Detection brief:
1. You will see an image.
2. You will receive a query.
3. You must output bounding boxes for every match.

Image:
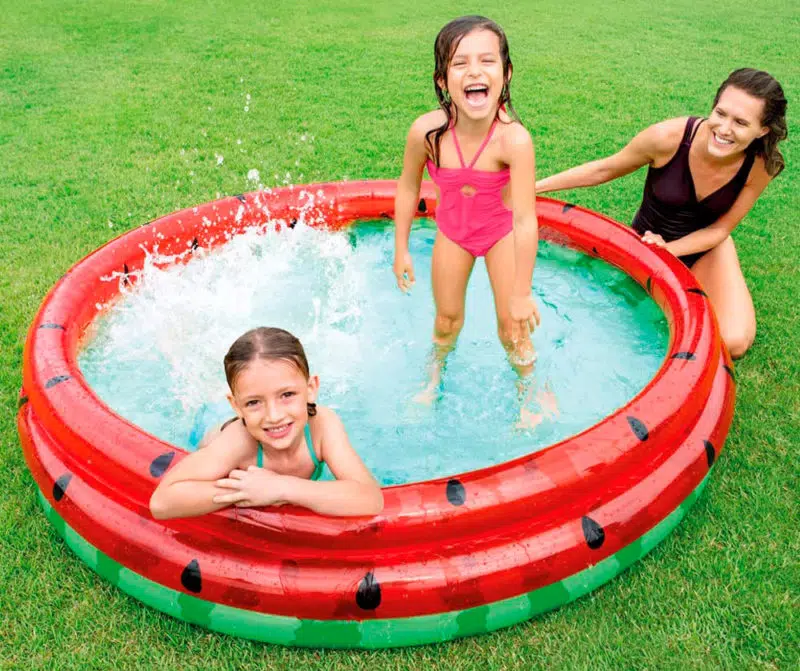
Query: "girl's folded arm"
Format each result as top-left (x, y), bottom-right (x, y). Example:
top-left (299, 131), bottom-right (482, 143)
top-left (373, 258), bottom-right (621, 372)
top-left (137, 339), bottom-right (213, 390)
top-left (280, 407), bottom-right (384, 517)
top-left (149, 426), bottom-right (251, 519)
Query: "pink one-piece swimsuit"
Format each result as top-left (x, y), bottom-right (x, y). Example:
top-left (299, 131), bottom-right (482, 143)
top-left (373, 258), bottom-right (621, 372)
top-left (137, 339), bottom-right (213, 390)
top-left (426, 119), bottom-right (513, 257)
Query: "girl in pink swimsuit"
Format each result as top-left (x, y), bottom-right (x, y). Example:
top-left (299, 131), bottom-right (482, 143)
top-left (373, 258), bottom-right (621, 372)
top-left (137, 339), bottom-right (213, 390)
top-left (394, 16), bottom-right (543, 413)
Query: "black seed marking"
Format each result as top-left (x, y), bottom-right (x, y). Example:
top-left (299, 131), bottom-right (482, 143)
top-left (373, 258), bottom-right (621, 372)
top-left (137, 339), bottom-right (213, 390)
top-left (190, 237), bottom-right (199, 251)
top-left (687, 288), bottom-right (708, 297)
top-left (356, 571), bottom-right (381, 610)
top-left (446, 479), bottom-right (466, 506)
top-left (181, 559), bottom-right (202, 593)
top-left (627, 416), bottom-right (649, 441)
top-left (122, 263), bottom-right (130, 287)
top-left (562, 203), bottom-right (575, 213)
top-left (704, 440), bottom-right (715, 468)
top-left (149, 452), bottom-right (175, 478)
top-left (646, 277), bottom-right (653, 294)
top-left (53, 473), bottom-right (73, 502)
top-left (289, 218), bottom-right (298, 228)
top-left (38, 323), bottom-right (66, 330)
top-left (235, 194), bottom-right (246, 203)
top-left (723, 365), bottom-right (736, 382)
top-left (18, 395), bottom-right (29, 408)
top-left (671, 351), bottom-right (696, 360)
top-left (581, 516), bottom-right (605, 549)
top-left (45, 375), bottom-right (71, 389)
top-left (592, 246), bottom-right (599, 255)
top-left (380, 211), bottom-right (391, 219)
top-left (417, 199), bottom-right (427, 213)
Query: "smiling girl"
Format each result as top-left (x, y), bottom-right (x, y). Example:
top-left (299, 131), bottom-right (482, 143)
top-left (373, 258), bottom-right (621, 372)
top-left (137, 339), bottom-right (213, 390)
top-left (537, 69), bottom-right (788, 358)
top-left (394, 15), bottom-right (540, 404)
top-left (149, 327), bottom-right (383, 519)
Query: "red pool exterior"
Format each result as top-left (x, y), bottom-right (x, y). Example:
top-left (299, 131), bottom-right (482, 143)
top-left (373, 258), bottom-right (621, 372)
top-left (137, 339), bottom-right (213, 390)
top-left (18, 182), bottom-right (734, 632)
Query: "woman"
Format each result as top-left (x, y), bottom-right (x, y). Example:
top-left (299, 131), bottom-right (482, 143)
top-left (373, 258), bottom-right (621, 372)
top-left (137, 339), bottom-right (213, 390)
top-left (536, 69), bottom-right (787, 358)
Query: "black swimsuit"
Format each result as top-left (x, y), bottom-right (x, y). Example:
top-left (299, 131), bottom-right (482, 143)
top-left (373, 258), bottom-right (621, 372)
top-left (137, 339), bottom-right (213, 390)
top-left (632, 117), bottom-right (756, 267)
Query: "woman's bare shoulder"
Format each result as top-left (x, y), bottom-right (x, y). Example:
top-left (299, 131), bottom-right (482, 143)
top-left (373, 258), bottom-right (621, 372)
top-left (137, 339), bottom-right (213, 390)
top-left (647, 117), bottom-right (692, 149)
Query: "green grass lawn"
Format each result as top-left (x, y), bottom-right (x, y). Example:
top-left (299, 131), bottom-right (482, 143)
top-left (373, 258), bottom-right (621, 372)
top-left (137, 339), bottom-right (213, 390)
top-left (1, 0), bottom-right (797, 668)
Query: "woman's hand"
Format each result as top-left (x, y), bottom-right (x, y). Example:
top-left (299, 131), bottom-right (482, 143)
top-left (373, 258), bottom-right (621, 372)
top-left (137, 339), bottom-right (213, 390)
top-left (393, 250), bottom-right (416, 292)
top-left (641, 230), bottom-right (668, 248)
top-left (213, 466), bottom-right (287, 508)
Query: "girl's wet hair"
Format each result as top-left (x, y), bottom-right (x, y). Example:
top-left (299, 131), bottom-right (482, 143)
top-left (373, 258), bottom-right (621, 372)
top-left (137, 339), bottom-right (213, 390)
top-left (427, 15), bottom-right (521, 166)
top-left (714, 68), bottom-right (788, 177)
top-left (224, 327), bottom-right (317, 416)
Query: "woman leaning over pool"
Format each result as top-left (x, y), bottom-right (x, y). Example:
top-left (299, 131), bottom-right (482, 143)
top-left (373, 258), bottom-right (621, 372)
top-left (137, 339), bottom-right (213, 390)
top-left (536, 68), bottom-right (788, 359)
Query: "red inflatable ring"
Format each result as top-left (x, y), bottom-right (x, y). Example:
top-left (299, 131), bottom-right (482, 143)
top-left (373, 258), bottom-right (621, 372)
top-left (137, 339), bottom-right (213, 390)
top-left (18, 180), bottom-right (735, 648)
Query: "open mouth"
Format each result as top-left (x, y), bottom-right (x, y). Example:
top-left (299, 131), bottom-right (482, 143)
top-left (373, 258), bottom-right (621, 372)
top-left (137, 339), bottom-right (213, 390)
top-left (464, 84), bottom-right (489, 107)
top-left (713, 132), bottom-right (734, 146)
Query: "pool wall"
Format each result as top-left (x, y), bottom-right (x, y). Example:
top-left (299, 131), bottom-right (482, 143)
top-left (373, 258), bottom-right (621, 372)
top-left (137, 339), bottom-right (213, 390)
top-left (19, 181), bottom-right (735, 647)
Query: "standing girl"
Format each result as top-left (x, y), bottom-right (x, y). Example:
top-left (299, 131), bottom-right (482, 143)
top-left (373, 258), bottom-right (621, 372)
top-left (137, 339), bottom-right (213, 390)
top-left (536, 68), bottom-right (788, 359)
top-left (393, 16), bottom-right (540, 400)
top-left (149, 327), bottom-right (383, 519)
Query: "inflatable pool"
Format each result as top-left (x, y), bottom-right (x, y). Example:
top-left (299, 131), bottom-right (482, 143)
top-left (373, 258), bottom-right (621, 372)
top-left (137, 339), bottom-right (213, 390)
top-left (18, 181), bottom-right (735, 648)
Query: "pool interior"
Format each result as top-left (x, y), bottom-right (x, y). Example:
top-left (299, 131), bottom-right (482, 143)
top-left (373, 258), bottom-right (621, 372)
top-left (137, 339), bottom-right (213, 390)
top-left (78, 218), bottom-right (668, 485)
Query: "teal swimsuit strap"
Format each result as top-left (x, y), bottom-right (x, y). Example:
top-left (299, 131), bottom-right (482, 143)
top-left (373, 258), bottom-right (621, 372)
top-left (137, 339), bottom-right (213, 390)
top-left (305, 423), bottom-right (324, 481)
top-left (257, 424), bottom-right (323, 480)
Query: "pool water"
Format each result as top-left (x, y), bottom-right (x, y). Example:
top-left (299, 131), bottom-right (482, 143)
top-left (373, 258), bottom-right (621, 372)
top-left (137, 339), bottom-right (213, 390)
top-left (79, 219), bottom-right (668, 485)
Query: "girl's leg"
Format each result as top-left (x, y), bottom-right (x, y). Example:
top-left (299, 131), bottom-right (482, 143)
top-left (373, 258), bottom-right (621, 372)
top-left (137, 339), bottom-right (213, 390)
top-left (690, 236), bottom-right (756, 359)
top-left (417, 232), bottom-right (475, 402)
top-left (484, 232), bottom-right (534, 374)
top-left (485, 233), bottom-right (556, 428)
top-left (431, 231), bottom-right (476, 347)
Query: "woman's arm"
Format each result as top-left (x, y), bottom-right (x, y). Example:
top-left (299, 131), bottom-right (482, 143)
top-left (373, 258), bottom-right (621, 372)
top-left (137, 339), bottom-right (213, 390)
top-left (149, 423), bottom-right (252, 519)
top-left (664, 160), bottom-right (772, 257)
top-left (281, 407), bottom-right (384, 516)
top-left (535, 119), bottom-right (682, 194)
top-left (393, 114), bottom-right (435, 291)
top-left (507, 124), bottom-right (540, 332)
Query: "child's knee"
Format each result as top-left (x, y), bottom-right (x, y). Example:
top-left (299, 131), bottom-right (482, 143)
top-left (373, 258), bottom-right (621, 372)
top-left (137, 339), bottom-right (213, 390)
top-left (497, 318), bottom-right (520, 349)
top-left (434, 313), bottom-right (464, 339)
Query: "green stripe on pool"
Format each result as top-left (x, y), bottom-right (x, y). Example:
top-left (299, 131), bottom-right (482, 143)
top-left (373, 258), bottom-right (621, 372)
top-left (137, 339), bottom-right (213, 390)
top-left (37, 474), bottom-right (710, 649)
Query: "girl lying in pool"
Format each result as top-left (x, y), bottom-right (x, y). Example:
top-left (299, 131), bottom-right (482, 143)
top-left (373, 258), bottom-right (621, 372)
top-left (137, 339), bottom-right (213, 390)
top-left (149, 327), bottom-right (383, 518)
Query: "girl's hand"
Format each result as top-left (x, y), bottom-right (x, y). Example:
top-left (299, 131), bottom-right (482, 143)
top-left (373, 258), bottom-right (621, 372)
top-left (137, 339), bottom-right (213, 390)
top-left (641, 230), bottom-right (667, 248)
top-left (213, 466), bottom-right (287, 508)
top-left (393, 250), bottom-right (416, 293)
top-left (509, 294), bottom-right (541, 340)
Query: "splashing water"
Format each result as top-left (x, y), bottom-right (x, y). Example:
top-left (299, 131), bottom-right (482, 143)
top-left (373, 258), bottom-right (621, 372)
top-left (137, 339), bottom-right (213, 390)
top-left (79, 219), bottom-right (668, 485)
